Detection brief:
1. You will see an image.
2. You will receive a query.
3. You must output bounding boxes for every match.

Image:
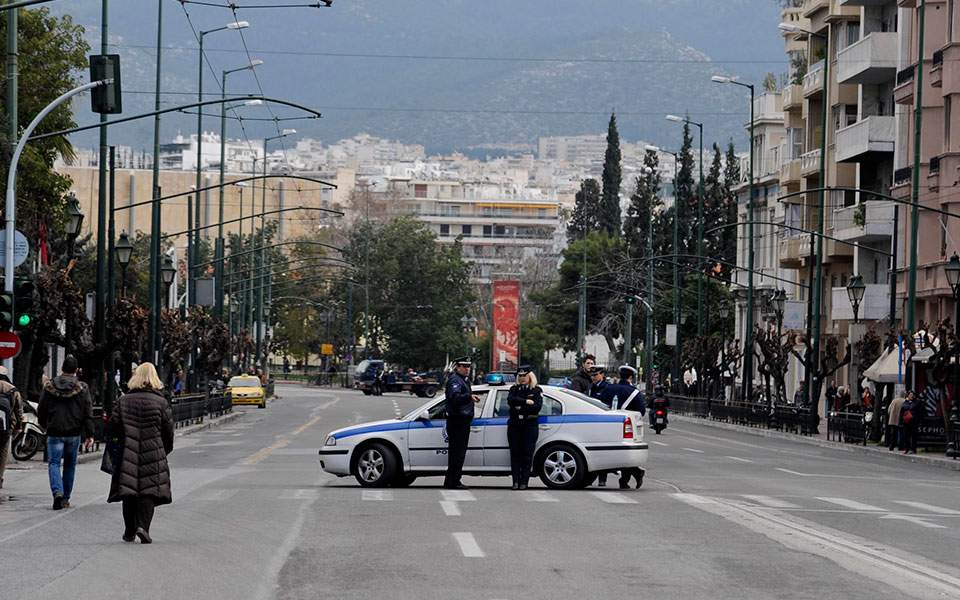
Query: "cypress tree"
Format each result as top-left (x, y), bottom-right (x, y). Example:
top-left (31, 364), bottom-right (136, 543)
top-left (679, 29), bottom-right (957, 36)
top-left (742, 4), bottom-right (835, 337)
top-left (600, 113), bottom-right (623, 237)
top-left (674, 121), bottom-right (696, 257)
top-left (567, 178), bottom-right (601, 241)
top-left (721, 141), bottom-right (742, 279)
top-left (623, 149), bottom-right (662, 256)
top-left (703, 144), bottom-right (725, 263)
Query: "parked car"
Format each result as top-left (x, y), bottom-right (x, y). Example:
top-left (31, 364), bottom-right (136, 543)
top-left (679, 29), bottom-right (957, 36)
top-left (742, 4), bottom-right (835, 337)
top-left (227, 375), bottom-right (266, 409)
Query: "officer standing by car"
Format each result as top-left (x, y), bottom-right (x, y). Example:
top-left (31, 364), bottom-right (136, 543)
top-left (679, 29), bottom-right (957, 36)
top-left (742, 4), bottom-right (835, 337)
top-left (444, 357), bottom-right (480, 490)
top-left (507, 365), bottom-right (543, 490)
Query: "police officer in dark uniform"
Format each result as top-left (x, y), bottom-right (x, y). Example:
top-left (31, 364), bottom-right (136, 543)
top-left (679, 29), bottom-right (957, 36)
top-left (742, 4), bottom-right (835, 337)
top-left (444, 357), bottom-right (480, 490)
top-left (507, 365), bottom-right (543, 490)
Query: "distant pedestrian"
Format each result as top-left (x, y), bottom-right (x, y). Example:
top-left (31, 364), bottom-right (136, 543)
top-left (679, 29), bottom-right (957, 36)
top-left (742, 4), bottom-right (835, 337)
top-left (862, 387), bottom-right (874, 410)
top-left (0, 365), bottom-right (24, 491)
top-left (443, 357), bottom-right (481, 489)
top-left (569, 354), bottom-right (596, 395)
top-left (900, 391), bottom-right (920, 454)
top-left (106, 363), bottom-right (174, 544)
top-left (886, 392), bottom-right (905, 451)
top-left (826, 381), bottom-right (838, 412)
top-left (507, 365), bottom-right (542, 490)
top-left (38, 355), bottom-right (94, 510)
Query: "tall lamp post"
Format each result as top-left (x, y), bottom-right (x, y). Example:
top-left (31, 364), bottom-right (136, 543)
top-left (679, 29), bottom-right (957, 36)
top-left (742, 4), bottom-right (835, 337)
top-left (944, 254), bottom-right (960, 457)
top-left (711, 75), bottom-right (756, 404)
top-left (846, 275), bottom-right (866, 324)
top-left (160, 255), bottom-right (177, 309)
top-left (64, 193), bottom-right (84, 252)
top-left (115, 232), bottom-right (133, 297)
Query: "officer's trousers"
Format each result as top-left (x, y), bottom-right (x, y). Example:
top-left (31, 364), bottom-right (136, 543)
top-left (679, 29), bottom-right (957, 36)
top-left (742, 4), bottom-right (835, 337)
top-left (444, 417), bottom-right (472, 487)
top-left (507, 420), bottom-right (539, 487)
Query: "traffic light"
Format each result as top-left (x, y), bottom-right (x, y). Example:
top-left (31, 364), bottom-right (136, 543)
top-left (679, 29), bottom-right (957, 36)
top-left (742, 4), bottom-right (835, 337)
top-left (13, 278), bottom-right (34, 330)
top-left (0, 293), bottom-right (12, 331)
top-left (89, 54), bottom-right (122, 114)
top-left (625, 296), bottom-right (636, 305)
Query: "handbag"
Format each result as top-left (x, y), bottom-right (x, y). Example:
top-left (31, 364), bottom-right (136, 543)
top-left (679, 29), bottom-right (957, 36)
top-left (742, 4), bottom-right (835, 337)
top-left (100, 438), bottom-right (122, 475)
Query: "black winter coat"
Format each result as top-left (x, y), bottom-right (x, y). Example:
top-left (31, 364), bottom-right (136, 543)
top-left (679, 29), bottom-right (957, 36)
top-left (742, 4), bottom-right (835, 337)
top-left (38, 375), bottom-right (94, 438)
top-left (507, 384), bottom-right (543, 422)
top-left (569, 370), bottom-right (592, 395)
top-left (445, 372), bottom-right (475, 420)
top-left (106, 389), bottom-right (175, 505)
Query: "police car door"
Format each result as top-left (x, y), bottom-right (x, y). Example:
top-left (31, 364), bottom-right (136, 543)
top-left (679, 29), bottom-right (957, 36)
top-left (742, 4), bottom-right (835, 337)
top-left (407, 392), bottom-right (487, 471)
top-left (483, 390), bottom-right (564, 468)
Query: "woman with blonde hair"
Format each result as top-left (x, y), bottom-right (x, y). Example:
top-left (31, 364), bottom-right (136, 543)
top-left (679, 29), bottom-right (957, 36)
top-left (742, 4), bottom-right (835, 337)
top-left (506, 365), bottom-right (543, 490)
top-left (105, 362), bottom-right (174, 543)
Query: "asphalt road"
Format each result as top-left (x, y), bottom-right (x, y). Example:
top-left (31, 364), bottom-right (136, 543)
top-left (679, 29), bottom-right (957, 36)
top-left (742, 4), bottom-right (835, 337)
top-left (2, 384), bottom-right (960, 600)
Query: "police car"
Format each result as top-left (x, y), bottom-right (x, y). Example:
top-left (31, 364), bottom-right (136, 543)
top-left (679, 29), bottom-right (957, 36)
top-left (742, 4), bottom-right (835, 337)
top-left (318, 385), bottom-right (648, 490)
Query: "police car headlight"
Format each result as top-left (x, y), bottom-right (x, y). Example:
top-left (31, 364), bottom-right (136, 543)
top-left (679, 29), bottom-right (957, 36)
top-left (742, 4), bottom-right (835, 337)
top-left (325, 436), bottom-right (337, 447)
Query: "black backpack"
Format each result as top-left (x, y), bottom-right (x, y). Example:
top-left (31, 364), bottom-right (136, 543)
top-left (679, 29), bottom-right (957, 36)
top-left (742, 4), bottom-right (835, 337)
top-left (0, 387), bottom-right (14, 433)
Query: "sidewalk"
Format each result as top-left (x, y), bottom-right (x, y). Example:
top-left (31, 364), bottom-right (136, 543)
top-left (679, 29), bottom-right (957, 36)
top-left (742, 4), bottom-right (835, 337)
top-left (672, 413), bottom-right (960, 472)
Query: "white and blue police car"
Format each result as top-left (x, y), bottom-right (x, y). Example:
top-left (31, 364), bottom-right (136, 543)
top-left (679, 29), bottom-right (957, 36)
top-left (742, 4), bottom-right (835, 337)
top-left (318, 385), bottom-right (648, 489)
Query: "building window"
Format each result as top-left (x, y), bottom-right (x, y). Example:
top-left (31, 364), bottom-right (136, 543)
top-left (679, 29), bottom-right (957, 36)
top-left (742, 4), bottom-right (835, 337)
top-left (440, 224), bottom-right (449, 237)
top-left (483, 225), bottom-right (492, 237)
top-left (538, 208), bottom-right (547, 218)
top-left (462, 224), bottom-right (472, 236)
top-left (414, 184), bottom-right (427, 198)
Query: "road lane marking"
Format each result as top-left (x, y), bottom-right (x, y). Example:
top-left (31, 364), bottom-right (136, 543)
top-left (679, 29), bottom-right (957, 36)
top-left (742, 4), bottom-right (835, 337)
top-left (777, 468), bottom-right (813, 477)
top-left (650, 440), bottom-right (669, 446)
top-left (672, 493), bottom-right (960, 598)
top-left (440, 500), bottom-right (461, 516)
top-left (279, 489), bottom-right (321, 500)
top-left (292, 414), bottom-right (324, 436)
top-left (726, 456), bottom-right (753, 463)
top-left (441, 490), bottom-right (476, 502)
top-left (681, 447), bottom-right (704, 454)
top-left (893, 501), bottom-right (960, 515)
top-left (243, 438), bottom-right (290, 465)
top-left (453, 532), bottom-right (485, 557)
top-left (742, 495), bottom-right (800, 509)
top-left (525, 491), bottom-right (558, 502)
top-left (361, 489), bottom-right (393, 501)
top-left (880, 514), bottom-right (947, 529)
top-left (196, 489), bottom-right (240, 502)
top-left (589, 491), bottom-right (637, 504)
top-left (816, 497), bottom-right (887, 512)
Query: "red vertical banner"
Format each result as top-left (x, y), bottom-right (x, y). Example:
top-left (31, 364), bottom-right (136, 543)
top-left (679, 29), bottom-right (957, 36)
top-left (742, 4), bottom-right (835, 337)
top-left (492, 280), bottom-right (520, 372)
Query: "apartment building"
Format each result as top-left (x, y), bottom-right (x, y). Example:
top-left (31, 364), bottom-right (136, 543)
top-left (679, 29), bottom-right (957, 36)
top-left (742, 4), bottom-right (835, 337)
top-left (892, 0), bottom-right (958, 327)
top-left (384, 178), bottom-right (563, 284)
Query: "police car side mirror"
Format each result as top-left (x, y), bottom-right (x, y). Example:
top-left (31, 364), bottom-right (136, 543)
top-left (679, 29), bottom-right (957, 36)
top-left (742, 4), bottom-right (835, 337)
top-left (416, 410), bottom-right (430, 422)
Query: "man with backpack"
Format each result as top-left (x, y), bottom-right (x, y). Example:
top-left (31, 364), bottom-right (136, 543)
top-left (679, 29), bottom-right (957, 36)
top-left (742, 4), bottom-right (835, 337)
top-left (0, 365), bottom-right (23, 491)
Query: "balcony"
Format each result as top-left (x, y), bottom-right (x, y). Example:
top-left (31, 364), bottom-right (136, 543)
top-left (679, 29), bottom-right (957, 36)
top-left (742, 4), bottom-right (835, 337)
top-left (835, 116), bottom-right (896, 163)
top-left (893, 65), bottom-right (914, 104)
top-left (836, 32), bottom-right (897, 85)
top-left (827, 0), bottom-right (862, 20)
top-left (831, 284), bottom-right (889, 322)
top-left (801, 149), bottom-right (822, 177)
top-left (782, 84), bottom-right (803, 111)
top-left (753, 92), bottom-right (783, 123)
top-left (780, 157), bottom-right (802, 185)
top-left (931, 49), bottom-right (943, 88)
top-left (803, 61), bottom-right (826, 98)
top-left (832, 201), bottom-right (895, 243)
top-left (803, 0), bottom-right (829, 17)
top-left (840, 0), bottom-right (896, 5)
top-left (779, 236), bottom-right (811, 269)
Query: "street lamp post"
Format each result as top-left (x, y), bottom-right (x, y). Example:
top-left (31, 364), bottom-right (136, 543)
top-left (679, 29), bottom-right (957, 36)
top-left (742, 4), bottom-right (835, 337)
top-left (712, 75), bottom-right (756, 404)
top-left (160, 255), bottom-right (176, 309)
top-left (115, 232), bottom-right (133, 298)
top-left (944, 254), bottom-right (960, 457)
top-left (846, 275), bottom-right (866, 324)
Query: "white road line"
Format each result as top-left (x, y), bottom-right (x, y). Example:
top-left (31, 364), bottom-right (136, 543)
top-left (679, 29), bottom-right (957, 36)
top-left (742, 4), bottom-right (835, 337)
top-left (589, 491), bottom-right (638, 504)
top-left (816, 497), bottom-right (887, 512)
top-left (361, 489), bottom-right (393, 501)
top-left (196, 489), bottom-right (240, 502)
top-left (453, 532), bottom-right (485, 558)
top-left (650, 440), bottom-right (669, 446)
top-left (524, 491), bottom-right (558, 502)
top-left (681, 447), bottom-right (704, 454)
top-left (776, 468), bottom-right (813, 477)
top-left (742, 495), bottom-right (800, 509)
top-left (726, 456), bottom-right (753, 463)
top-left (279, 489), bottom-right (320, 500)
top-left (441, 489), bottom-right (477, 502)
top-left (893, 501), bottom-right (960, 515)
top-left (440, 500), bottom-right (462, 516)
top-left (880, 514), bottom-right (947, 529)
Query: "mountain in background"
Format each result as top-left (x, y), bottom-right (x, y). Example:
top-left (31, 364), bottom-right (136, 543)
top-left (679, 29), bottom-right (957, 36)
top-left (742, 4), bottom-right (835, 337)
top-left (52, 0), bottom-right (787, 155)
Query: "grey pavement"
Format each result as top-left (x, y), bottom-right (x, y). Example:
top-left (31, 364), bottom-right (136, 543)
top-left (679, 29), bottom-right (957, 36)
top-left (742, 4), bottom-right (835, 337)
top-left (2, 384), bottom-right (960, 599)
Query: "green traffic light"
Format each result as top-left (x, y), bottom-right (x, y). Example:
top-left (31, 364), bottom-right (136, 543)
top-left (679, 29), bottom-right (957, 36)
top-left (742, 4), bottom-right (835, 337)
top-left (17, 314), bottom-right (30, 327)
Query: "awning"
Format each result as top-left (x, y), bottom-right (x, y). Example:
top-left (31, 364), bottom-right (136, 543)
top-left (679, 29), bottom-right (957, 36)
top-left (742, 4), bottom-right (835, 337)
top-left (863, 346), bottom-right (910, 383)
top-left (911, 347), bottom-right (935, 363)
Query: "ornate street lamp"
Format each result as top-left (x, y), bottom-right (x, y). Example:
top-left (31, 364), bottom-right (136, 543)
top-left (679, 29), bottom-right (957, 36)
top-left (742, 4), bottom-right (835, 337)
top-left (115, 232), bottom-right (134, 297)
top-left (65, 193), bottom-right (84, 238)
top-left (161, 255), bottom-right (177, 308)
top-left (846, 275), bottom-right (866, 324)
top-left (945, 255), bottom-right (960, 457)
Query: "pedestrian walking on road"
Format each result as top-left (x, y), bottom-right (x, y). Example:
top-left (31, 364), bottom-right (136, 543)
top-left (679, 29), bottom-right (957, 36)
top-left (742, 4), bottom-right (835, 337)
top-left (507, 365), bottom-right (542, 490)
top-left (443, 357), bottom-right (480, 490)
top-left (900, 391), bottom-right (920, 455)
top-left (38, 355), bottom-right (94, 510)
top-left (0, 365), bottom-right (24, 491)
top-left (569, 354), bottom-right (596, 395)
top-left (886, 392), bottom-right (905, 451)
top-left (106, 362), bottom-right (174, 544)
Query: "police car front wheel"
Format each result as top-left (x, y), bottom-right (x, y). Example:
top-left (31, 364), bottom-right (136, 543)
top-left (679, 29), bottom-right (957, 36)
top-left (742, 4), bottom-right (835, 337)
top-left (537, 444), bottom-right (586, 490)
top-left (352, 442), bottom-right (398, 487)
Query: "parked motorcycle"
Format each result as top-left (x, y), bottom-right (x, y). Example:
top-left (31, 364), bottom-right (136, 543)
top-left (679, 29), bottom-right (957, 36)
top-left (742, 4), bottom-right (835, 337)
top-left (13, 400), bottom-right (44, 461)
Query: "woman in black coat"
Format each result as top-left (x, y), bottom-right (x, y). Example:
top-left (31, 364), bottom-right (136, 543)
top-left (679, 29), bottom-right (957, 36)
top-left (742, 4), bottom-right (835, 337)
top-left (106, 362), bottom-right (174, 543)
top-left (507, 365), bottom-right (543, 490)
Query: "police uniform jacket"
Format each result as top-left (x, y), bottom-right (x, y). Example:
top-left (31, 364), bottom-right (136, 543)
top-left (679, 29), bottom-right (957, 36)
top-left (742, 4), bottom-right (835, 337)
top-left (593, 382), bottom-right (646, 415)
top-left (507, 384), bottom-right (543, 423)
top-left (445, 372), bottom-right (475, 420)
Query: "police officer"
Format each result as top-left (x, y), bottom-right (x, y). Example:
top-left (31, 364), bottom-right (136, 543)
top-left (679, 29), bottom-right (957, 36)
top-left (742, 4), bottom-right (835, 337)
top-left (444, 357), bottom-right (480, 490)
top-left (507, 365), bottom-right (543, 490)
top-left (591, 366), bottom-right (646, 489)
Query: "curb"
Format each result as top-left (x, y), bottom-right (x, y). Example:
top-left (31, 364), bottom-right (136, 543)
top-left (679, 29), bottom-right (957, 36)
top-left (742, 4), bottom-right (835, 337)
top-left (74, 411), bottom-right (246, 466)
top-left (671, 414), bottom-right (960, 472)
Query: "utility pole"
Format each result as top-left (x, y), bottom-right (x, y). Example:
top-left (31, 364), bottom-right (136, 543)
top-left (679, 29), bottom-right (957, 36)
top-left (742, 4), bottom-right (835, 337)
top-left (623, 296), bottom-right (634, 366)
top-left (907, 0), bottom-right (926, 333)
top-left (148, 0), bottom-right (163, 363)
top-left (3, 2), bottom-right (17, 374)
top-left (576, 242), bottom-right (587, 362)
top-left (94, 0), bottom-right (109, 360)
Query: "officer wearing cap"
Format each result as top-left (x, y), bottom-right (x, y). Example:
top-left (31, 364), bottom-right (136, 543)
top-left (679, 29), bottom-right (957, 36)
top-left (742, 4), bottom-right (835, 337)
top-left (507, 364), bottom-right (543, 490)
top-left (443, 357), bottom-right (480, 490)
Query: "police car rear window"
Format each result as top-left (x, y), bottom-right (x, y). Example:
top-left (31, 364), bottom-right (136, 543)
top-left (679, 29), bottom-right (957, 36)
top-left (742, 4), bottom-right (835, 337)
top-left (563, 389), bottom-right (612, 410)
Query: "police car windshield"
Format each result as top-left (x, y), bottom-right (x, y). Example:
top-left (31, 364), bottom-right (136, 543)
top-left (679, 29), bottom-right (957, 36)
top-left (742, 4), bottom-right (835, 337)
top-left (561, 388), bottom-right (613, 410)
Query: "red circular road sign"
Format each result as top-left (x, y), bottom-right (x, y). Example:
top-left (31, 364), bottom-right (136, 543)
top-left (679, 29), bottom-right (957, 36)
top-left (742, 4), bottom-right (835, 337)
top-left (0, 331), bottom-right (22, 359)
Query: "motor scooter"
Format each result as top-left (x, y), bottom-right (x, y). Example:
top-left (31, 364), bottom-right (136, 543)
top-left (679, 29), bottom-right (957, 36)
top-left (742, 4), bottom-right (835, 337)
top-left (13, 400), bottom-right (44, 461)
top-left (652, 406), bottom-right (668, 434)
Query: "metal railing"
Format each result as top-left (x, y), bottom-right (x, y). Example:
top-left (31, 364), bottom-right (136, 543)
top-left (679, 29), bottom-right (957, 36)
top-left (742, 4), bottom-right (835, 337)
top-left (668, 394), bottom-right (820, 436)
top-left (169, 391), bottom-right (232, 428)
top-left (896, 65), bottom-right (915, 86)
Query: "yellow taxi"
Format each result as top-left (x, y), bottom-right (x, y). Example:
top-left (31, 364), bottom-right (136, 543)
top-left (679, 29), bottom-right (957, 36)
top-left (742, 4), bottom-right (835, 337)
top-left (227, 375), bottom-right (267, 408)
